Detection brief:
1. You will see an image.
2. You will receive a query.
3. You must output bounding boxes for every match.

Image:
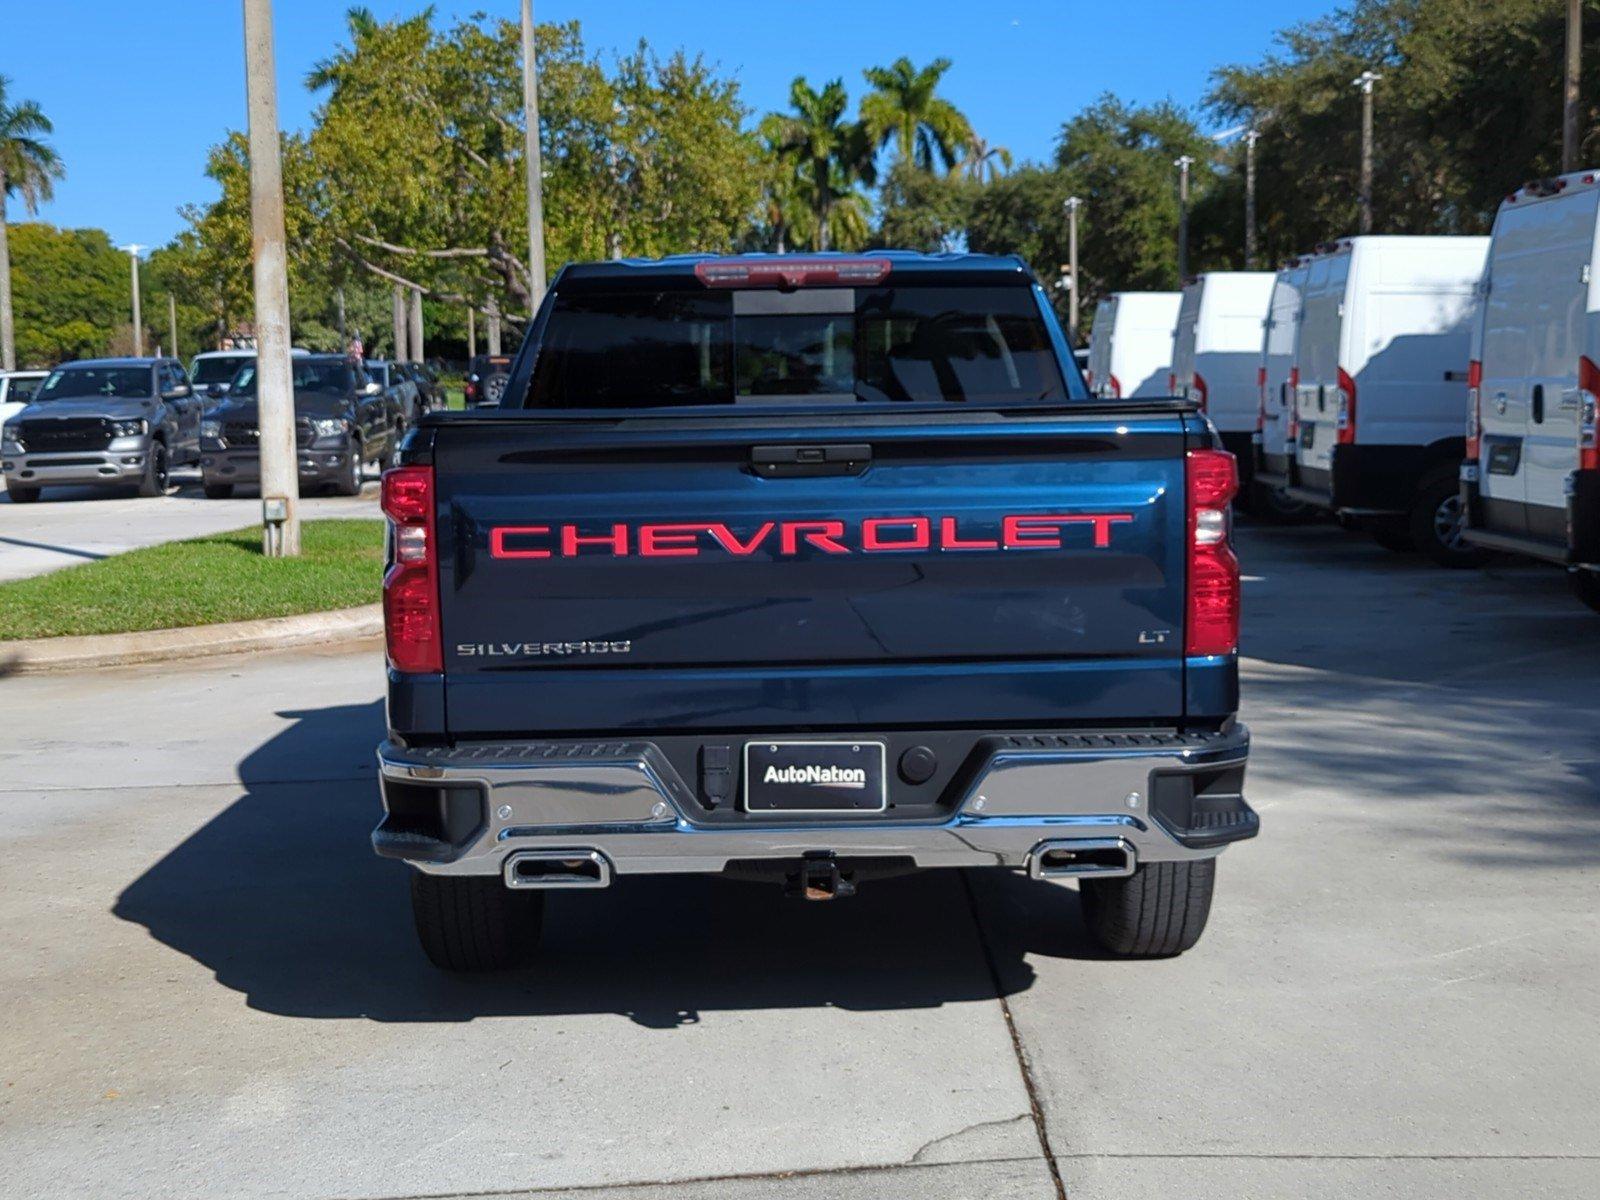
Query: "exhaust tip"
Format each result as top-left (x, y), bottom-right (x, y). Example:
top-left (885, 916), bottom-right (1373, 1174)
top-left (1027, 838), bottom-right (1136, 881)
top-left (503, 849), bottom-right (613, 890)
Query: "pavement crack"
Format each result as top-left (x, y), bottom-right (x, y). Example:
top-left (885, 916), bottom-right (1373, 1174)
top-left (959, 870), bottom-right (1068, 1200)
top-left (909, 1113), bottom-right (1033, 1164)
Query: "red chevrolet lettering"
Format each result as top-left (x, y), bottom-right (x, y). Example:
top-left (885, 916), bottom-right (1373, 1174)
top-left (489, 525), bottom-right (552, 558)
top-left (561, 523), bottom-right (630, 556)
top-left (862, 516), bottom-right (932, 551)
top-left (1003, 513), bottom-right (1135, 550)
top-left (637, 524), bottom-right (703, 557)
top-left (779, 520), bottom-right (849, 555)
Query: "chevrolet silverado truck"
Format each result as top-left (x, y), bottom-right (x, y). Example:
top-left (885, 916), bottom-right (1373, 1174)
top-left (373, 252), bottom-right (1257, 971)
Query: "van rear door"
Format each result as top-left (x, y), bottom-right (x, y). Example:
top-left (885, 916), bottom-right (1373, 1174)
top-left (1479, 188), bottom-right (1600, 542)
top-left (1295, 253), bottom-right (1351, 483)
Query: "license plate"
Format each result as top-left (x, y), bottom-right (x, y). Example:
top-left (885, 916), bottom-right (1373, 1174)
top-left (743, 741), bottom-right (887, 813)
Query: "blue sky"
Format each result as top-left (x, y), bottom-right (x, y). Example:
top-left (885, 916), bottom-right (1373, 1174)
top-left (6, 0), bottom-right (1333, 248)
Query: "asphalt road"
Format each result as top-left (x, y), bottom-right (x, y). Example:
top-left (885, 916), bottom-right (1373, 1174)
top-left (2, 522), bottom-right (1597, 1199)
top-left (0, 471), bottom-right (380, 582)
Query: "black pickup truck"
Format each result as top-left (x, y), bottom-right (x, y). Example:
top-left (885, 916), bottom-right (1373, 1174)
top-left (372, 252), bottom-right (1257, 971)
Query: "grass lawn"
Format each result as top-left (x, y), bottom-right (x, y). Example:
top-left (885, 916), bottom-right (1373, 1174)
top-left (0, 520), bottom-right (385, 640)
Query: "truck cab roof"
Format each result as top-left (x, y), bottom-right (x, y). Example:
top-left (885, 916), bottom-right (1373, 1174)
top-left (552, 250), bottom-right (1035, 292)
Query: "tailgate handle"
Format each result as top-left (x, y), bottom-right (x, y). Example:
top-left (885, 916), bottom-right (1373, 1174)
top-left (751, 443), bottom-right (872, 478)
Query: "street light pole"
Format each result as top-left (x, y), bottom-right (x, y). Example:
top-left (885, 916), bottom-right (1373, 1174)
top-left (1353, 70), bottom-right (1382, 235)
top-left (1566, 0), bottom-right (1583, 173)
top-left (1174, 155), bottom-right (1195, 283)
top-left (1244, 128), bottom-right (1260, 270)
top-left (242, 0), bottom-right (301, 557)
top-left (1063, 196), bottom-right (1083, 344)
top-left (521, 0), bottom-right (547, 313)
top-left (119, 244), bottom-right (145, 356)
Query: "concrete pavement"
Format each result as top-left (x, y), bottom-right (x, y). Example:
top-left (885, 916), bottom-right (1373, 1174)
top-left (1, 523), bottom-right (1597, 1198)
top-left (0, 471), bottom-right (379, 582)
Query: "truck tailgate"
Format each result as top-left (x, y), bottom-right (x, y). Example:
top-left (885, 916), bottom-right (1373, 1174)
top-left (433, 411), bottom-right (1195, 734)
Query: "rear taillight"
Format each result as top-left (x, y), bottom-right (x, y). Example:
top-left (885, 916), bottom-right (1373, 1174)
top-left (1335, 368), bottom-right (1357, 445)
top-left (1109, 373), bottom-right (1123, 399)
top-left (382, 464), bottom-right (442, 674)
top-left (1581, 356), bottom-right (1600, 471)
top-left (1256, 366), bottom-right (1268, 430)
top-left (1193, 371), bottom-right (1209, 412)
top-left (1465, 359), bottom-right (1483, 461)
top-left (1186, 449), bottom-right (1240, 658)
top-left (1287, 367), bottom-right (1299, 438)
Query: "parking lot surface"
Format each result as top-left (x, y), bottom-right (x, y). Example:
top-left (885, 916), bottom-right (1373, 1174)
top-left (0, 474), bottom-right (379, 582)
top-left (2, 522), bottom-right (1597, 1199)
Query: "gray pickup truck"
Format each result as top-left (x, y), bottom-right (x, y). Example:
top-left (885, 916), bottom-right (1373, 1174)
top-left (1, 357), bottom-right (201, 502)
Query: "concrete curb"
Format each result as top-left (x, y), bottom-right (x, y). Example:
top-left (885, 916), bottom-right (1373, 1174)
top-left (0, 604), bottom-right (382, 675)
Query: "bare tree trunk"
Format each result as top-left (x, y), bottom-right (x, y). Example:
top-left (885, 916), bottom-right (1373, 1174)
top-left (408, 286), bottom-right (424, 362)
top-left (487, 298), bottom-right (502, 356)
top-left (391, 285), bottom-right (406, 360)
top-left (0, 176), bottom-right (14, 371)
top-left (520, 0), bottom-right (547, 313)
top-left (467, 304), bottom-right (476, 358)
top-left (1566, 0), bottom-right (1583, 173)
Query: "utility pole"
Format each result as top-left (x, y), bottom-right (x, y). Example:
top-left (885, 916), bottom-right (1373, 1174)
top-left (1566, 0), bottom-right (1583, 172)
top-left (119, 244), bottom-right (145, 356)
top-left (242, 0), bottom-right (301, 557)
top-left (168, 293), bottom-right (178, 361)
top-left (408, 287), bottom-right (424, 363)
top-left (1353, 70), bottom-right (1382, 235)
top-left (1063, 196), bottom-right (1083, 344)
top-left (1174, 155), bottom-right (1195, 282)
top-left (521, 0), bottom-right (547, 312)
top-left (1244, 128), bottom-right (1261, 269)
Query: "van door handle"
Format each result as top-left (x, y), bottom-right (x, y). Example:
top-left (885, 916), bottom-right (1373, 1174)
top-left (1532, 384), bottom-right (1545, 424)
top-left (751, 444), bottom-right (872, 478)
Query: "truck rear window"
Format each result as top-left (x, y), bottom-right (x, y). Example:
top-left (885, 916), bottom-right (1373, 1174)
top-left (525, 286), bottom-right (1070, 408)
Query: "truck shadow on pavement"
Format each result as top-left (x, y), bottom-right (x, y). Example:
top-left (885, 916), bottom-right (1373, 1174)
top-left (109, 700), bottom-right (1119, 1027)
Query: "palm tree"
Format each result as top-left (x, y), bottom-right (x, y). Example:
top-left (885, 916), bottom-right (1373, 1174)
top-left (762, 78), bottom-right (876, 251)
top-left (860, 57), bottom-right (974, 174)
top-left (962, 135), bottom-right (1013, 183)
top-left (0, 77), bottom-right (63, 370)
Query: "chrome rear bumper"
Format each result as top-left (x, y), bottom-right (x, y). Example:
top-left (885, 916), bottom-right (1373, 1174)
top-left (374, 726), bottom-right (1254, 881)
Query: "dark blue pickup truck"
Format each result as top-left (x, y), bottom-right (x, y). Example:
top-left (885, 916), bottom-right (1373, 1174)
top-left (372, 252), bottom-right (1256, 970)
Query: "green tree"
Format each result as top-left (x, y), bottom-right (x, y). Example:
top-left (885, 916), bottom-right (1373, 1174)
top-left (6, 223), bottom-right (126, 366)
top-left (960, 134), bottom-right (1013, 183)
top-left (860, 57), bottom-right (974, 173)
top-left (762, 77), bottom-right (876, 250)
top-left (873, 160), bottom-right (974, 251)
top-left (0, 77), bottom-right (64, 370)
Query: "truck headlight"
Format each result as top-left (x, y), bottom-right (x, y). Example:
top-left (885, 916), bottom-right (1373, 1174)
top-left (307, 417), bottom-right (349, 440)
top-left (110, 418), bottom-right (148, 438)
top-left (1, 425), bottom-right (21, 453)
top-left (201, 419), bottom-right (222, 439)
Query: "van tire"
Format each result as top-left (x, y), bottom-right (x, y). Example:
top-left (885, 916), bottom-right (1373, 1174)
top-left (1369, 520), bottom-right (1415, 553)
top-left (1079, 858), bottom-right (1215, 958)
top-left (6, 485), bottom-right (41, 503)
top-left (1251, 481), bottom-right (1314, 524)
top-left (410, 872), bottom-right (545, 972)
top-left (203, 483), bottom-right (234, 500)
top-left (1411, 468), bottom-right (1491, 568)
top-left (1569, 569), bottom-right (1600, 615)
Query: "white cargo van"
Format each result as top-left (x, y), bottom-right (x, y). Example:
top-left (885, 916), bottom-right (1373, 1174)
top-left (1255, 261), bottom-right (1308, 485)
top-left (1287, 235), bottom-right (1489, 565)
top-left (1170, 272), bottom-right (1276, 478)
top-left (1461, 172), bottom-right (1600, 608)
top-left (1084, 292), bottom-right (1180, 399)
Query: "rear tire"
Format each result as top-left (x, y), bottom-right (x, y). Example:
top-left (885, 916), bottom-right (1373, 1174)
top-left (1079, 858), bottom-right (1216, 958)
top-left (410, 872), bottom-right (545, 972)
top-left (1410, 468), bottom-right (1490, 568)
top-left (6, 485), bottom-right (41, 503)
top-left (1569, 569), bottom-right (1600, 615)
top-left (1251, 481), bottom-right (1314, 524)
top-left (203, 482), bottom-right (234, 500)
